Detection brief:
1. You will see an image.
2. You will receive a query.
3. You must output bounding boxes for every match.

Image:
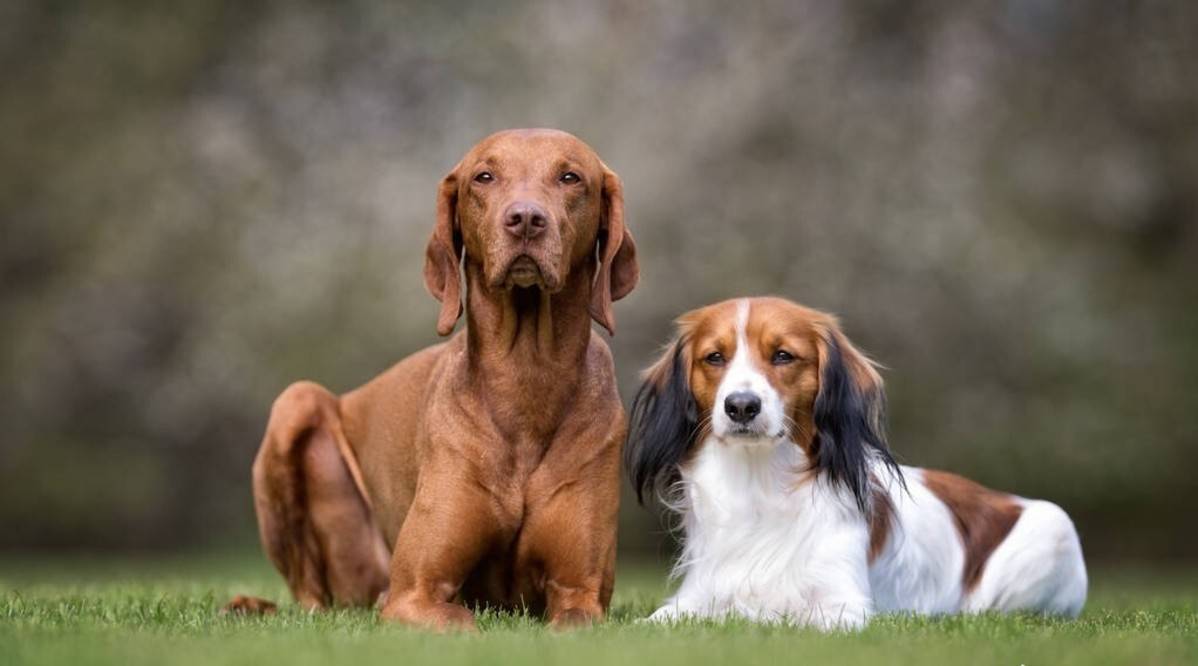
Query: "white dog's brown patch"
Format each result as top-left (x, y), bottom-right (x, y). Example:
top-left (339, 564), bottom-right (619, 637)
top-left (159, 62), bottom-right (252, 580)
top-left (922, 470), bottom-right (1023, 591)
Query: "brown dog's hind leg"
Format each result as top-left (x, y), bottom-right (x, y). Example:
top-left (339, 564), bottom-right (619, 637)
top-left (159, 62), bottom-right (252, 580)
top-left (251, 381), bottom-right (390, 609)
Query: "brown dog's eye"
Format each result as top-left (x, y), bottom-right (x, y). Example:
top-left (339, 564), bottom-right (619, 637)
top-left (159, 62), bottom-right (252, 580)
top-left (772, 350), bottom-right (795, 365)
top-left (704, 351), bottom-right (726, 367)
top-left (474, 171), bottom-right (494, 184)
top-left (559, 171), bottom-right (581, 184)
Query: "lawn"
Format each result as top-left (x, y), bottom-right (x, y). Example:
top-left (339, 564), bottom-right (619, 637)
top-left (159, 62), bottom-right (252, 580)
top-left (2, 552), bottom-right (1196, 666)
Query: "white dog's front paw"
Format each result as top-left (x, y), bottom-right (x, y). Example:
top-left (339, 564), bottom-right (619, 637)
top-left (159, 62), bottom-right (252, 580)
top-left (800, 604), bottom-right (871, 632)
top-left (643, 603), bottom-right (684, 624)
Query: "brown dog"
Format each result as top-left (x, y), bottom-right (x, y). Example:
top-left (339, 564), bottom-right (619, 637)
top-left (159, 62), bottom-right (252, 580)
top-left (237, 129), bottom-right (638, 630)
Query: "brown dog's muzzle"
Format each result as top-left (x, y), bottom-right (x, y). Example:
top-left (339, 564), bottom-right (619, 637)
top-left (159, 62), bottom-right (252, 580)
top-left (490, 199), bottom-right (564, 291)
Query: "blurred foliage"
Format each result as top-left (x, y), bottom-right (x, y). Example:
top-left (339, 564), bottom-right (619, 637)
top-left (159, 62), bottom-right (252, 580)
top-left (1, 0), bottom-right (1195, 559)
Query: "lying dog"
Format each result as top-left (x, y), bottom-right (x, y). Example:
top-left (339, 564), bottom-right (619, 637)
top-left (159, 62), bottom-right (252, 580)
top-left (627, 297), bottom-right (1087, 629)
top-left (236, 129), bottom-right (638, 630)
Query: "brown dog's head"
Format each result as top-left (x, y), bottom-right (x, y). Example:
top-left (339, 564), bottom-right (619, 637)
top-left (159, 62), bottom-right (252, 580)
top-left (424, 129), bottom-right (638, 336)
top-left (625, 297), bottom-right (900, 509)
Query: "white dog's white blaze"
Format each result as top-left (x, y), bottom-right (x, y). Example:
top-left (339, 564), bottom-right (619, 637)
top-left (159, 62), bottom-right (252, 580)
top-left (710, 299), bottom-right (786, 441)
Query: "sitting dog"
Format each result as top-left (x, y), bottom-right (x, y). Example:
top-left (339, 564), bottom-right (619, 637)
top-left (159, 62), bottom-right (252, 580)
top-left (626, 297), bottom-right (1087, 629)
top-left (239, 129), bottom-right (638, 630)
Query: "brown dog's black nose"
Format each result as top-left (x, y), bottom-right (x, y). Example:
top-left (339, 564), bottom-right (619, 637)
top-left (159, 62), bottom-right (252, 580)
top-left (504, 201), bottom-right (548, 240)
top-left (724, 391), bottom-right (761, 424)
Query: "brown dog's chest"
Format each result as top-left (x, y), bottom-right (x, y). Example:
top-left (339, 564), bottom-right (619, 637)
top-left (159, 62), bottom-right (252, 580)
top-left (425, 415), bottom-right (614, 612)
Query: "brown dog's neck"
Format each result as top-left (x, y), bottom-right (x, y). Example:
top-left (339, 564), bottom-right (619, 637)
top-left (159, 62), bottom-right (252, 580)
top-left (462, 260), bottom-right (595, 368)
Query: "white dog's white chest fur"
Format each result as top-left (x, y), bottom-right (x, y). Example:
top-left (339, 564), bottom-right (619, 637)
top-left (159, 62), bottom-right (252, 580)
top-left (650, 436), bottom-right (1087, 629)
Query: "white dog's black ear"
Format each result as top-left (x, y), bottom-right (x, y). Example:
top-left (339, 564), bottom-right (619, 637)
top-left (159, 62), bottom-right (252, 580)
top-left (625, 337), bottom-right (696, 504)
top-left (813, 325), bottom-right (901, 513)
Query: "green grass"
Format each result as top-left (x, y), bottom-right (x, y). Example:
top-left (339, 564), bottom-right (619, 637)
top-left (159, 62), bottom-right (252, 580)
top-left (2, 553), bottom-right (1196, 665)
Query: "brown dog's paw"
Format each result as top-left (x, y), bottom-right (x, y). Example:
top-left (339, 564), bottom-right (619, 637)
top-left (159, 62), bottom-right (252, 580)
top-left (221, 595), bottom-right (279, 615)
top-left (380, 598), bottom-right (478, 633)
top-left (548, 607), bottom-right (601, 630)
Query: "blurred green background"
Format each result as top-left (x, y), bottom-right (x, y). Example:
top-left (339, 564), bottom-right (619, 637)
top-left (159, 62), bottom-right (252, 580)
top-left (1, 0), bottom-right (1195, 567)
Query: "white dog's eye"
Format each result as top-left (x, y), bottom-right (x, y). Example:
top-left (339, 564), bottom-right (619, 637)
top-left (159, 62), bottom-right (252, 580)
top-left (559, 171), bottom-right (581, 184)
top-left (771, 350), bottom-right (795, 365)
top-left (704, 351), bottom-right (726, 367)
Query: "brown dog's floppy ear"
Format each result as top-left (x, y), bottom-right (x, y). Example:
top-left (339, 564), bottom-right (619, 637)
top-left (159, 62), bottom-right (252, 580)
top-left (423, 170), bottom-right (463, 336)
top-left (589, 164), bottom-right (639, 335)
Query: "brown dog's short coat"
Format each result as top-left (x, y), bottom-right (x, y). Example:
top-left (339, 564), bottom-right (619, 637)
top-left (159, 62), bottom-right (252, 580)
top-left (240, 129), bottom-right (637, 630)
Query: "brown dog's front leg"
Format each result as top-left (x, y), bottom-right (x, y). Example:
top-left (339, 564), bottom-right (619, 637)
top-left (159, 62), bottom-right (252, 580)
top-left (520, 438), bottom-right (621, 629)
top-left (533, 519), bottom-right (616, 629)
top-left (379, 470), bottom-right (498, 632)
top-left (541, 502), bottom-right (617, 629)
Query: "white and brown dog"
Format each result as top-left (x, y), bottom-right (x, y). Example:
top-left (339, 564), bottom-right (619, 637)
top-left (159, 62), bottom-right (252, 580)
top-left (627, 297), bottom-right (1087, 629)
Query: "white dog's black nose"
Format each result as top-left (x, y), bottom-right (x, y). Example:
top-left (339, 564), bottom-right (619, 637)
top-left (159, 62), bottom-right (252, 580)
top-left (724, 391), bottom-right (761, 424)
